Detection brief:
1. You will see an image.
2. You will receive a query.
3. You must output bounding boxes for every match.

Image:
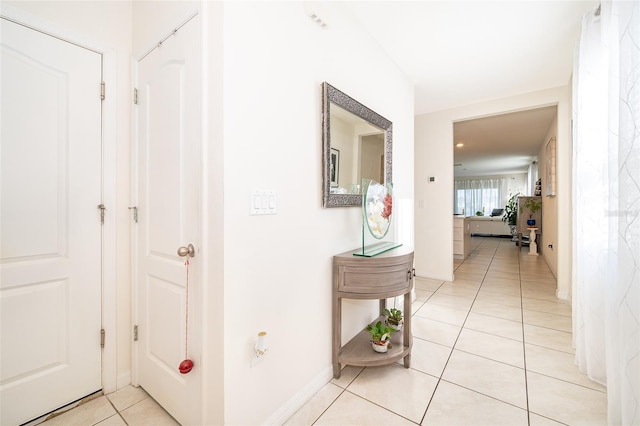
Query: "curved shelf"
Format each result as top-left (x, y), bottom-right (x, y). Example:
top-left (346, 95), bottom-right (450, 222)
top-left (339, 316), bottom-right (412, 367)
top-left (332, 247), bottom-right (414, 379)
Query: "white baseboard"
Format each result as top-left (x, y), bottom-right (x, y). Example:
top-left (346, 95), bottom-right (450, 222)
top-left (115, 371), bottom-right (132, 392)
top-left (262, 366), bottom-right (333, 426)
top-left (556, 288), bottom-right (570, 301)
top-left (416, 273), bottom-right (454, 282)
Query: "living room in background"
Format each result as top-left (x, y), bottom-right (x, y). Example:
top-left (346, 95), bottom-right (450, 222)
top-left (454, 177), bottom-right (509, 216)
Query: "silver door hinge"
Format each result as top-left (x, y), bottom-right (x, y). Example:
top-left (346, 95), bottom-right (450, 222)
top-left (133, 325), bottom-right (139, 341)
top-left (100, 81), bottom-right (105, 100)
top-left (133, 88), bottom-right (138, 105)
top-left (128, 206), bottom-right (138, 223)
top-left (97, 204), bottom-right (106, 225)
top-left (100, 329), bottom-right (105, 348)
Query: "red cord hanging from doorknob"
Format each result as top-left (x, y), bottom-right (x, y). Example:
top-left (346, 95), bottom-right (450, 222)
top-left (179, 257), bottom-right (194, 374)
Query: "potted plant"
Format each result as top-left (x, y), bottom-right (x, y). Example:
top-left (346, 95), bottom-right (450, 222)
top-left (383, 308), bottom-right (403, 330)
top-left (503, 193), bottom-right (519, 237)
top-left (366, 320), bottom-right (397, 353)
top-left (521, 198), bottom-right (542, 226)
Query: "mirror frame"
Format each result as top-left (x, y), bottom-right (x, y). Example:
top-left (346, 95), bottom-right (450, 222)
top-left (322, 82), bottom-right (393, 208)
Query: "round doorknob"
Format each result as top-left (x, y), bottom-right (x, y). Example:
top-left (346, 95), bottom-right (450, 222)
top-left (177, 244), bottom-right (195, 257)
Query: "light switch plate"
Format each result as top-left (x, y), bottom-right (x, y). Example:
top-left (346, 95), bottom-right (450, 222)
top-left (250, 190), bottom-right (277, 215)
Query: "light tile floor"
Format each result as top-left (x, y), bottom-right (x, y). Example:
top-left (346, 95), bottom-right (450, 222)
top-left (286, 237), bottom-right (608, 425)
top-left (38, 237), bottom-right (607, 426)
top-left (39, 385), bottom-right (177, 426)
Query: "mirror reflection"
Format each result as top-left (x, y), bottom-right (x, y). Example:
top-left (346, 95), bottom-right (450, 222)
top-left (330, 104), bottom-right (385, 194)
top-left (322, 82), bottom-right (392, 208)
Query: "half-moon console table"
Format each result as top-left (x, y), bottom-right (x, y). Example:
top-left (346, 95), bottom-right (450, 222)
top-left (332, 246), bottom-right (414, 379)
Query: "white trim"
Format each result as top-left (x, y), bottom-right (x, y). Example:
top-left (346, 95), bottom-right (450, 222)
top-left (199, 6), bottom-right (210, 423)
top-left (556, 288), bottom-right (570, 301)
top-left (262, 367), bottom-right (333, 426)
top-left (130, 58), bottom-right (140, 387)
top-left (101, 48), bottom-right (118, 395)
top-left (417, 273), bottom-right (455, 282)
top-left (116, 372), bottom-right (132, 391)
top-left (1, 2), bottom-right (119, 396)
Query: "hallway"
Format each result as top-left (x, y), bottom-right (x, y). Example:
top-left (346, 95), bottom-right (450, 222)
top-left (286, 237), bottom-right (607, 425)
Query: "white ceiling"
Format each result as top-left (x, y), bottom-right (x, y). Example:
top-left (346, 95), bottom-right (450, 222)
top-left (343, 1), bottom-right (598, 176)
top-left (453, 105), bottom-right (557, 176)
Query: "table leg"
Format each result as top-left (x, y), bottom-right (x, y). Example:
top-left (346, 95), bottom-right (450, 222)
top-left (403, 354), bottom-right (411, 368)
top-left (332, 297), bottom-right (341, 378)
top-left (333, 363), bottom-right (341, 379)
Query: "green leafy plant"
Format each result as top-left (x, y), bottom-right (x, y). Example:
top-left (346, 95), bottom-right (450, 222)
top-left (521, 198), bottom-right (542, 218)
top-left (382, 308), bottom-right (403, 327)
top-left (366, 321), bottom-right (397, 343)
top-left (475, 211), bottom-right (484, 216)
top-left (503, 193), bottom-right (520, 226)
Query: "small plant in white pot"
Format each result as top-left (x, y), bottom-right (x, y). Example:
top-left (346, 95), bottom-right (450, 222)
top-left (366, 321), bottom-right (397, 353)
top-left (383, 308), bottom-right (403, 331)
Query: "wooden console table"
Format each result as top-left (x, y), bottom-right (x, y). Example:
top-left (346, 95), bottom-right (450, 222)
top-left (332, 246), bottom-right (414, 378)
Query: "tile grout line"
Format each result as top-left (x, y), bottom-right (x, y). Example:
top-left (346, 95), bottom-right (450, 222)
top-left (418, 238), bottom-right (497, 425)
top-left (311, 366), bottom-right (368, 425)
top-left (102, 397), bottom-right (130, 426)
top-left (344, 389), bottom-right (420, 425)
top-left (516, 240), bottom-right (532, 426)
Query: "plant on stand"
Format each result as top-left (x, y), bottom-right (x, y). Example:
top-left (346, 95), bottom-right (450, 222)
top-left (503, 193), bottom-right (519, 240)
top-left (521, 198), bottom-right (542, 226)
top-left (366, 321), bottom-right (397, 353)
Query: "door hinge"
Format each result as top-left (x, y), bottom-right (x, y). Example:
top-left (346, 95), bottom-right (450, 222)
top-left (97, 204), bottom-right (106, 225)
top-left (133, 88), bottom-right (138, 105)
top-left (100, 329), bottom-right (105, 348)
top-left (128, 206), bottom-right (138, 223)
top-left (100, 81), bottom-right (105, 100)
top-left (133, 325), bottom-right (139, 341)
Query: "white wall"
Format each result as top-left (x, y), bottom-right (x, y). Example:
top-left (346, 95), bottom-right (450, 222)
top-left (201, 2), bottom-right (226, 423)
top-left (221, 2), bottom-right (414, 424)
top-left (4, 0), bottom-right (134, 390)
top-left (415, 86), bottom-right (572, 300)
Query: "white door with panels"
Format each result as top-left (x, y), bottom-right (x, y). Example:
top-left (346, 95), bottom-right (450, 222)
top-left (0, 18), bottom-right (103, 425)
top-left (134, 14), bottom-right (202, 426)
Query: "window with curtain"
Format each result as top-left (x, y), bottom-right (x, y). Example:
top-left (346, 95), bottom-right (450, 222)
top-left (573, 2), bottom-right (639, 424)
top-left (454, 178), bottom-right (509, 215)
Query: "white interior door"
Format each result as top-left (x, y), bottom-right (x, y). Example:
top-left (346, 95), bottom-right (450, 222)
top-left (0, 18), bottom-right (103, 425)
top-left (134, 14), bottom-right (202, 426)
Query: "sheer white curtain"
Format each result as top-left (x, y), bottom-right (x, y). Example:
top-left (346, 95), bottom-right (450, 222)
top-left (454, 177), bottom-right (509, 215)
top-left (573, 2), bottom-right (640, 424)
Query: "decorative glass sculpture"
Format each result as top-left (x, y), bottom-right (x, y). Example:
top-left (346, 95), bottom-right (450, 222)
top-left (364, 180), bottom-right (393, 239)
top-left (354, 179), bottom-right (402, 257)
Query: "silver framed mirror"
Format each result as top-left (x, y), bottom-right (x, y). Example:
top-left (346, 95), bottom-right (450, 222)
top-left (322, 82), bottom-right (393, 208)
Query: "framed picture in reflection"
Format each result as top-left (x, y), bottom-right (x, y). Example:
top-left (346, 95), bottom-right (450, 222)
top-left (330, 148), bottom-right (340, 187)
